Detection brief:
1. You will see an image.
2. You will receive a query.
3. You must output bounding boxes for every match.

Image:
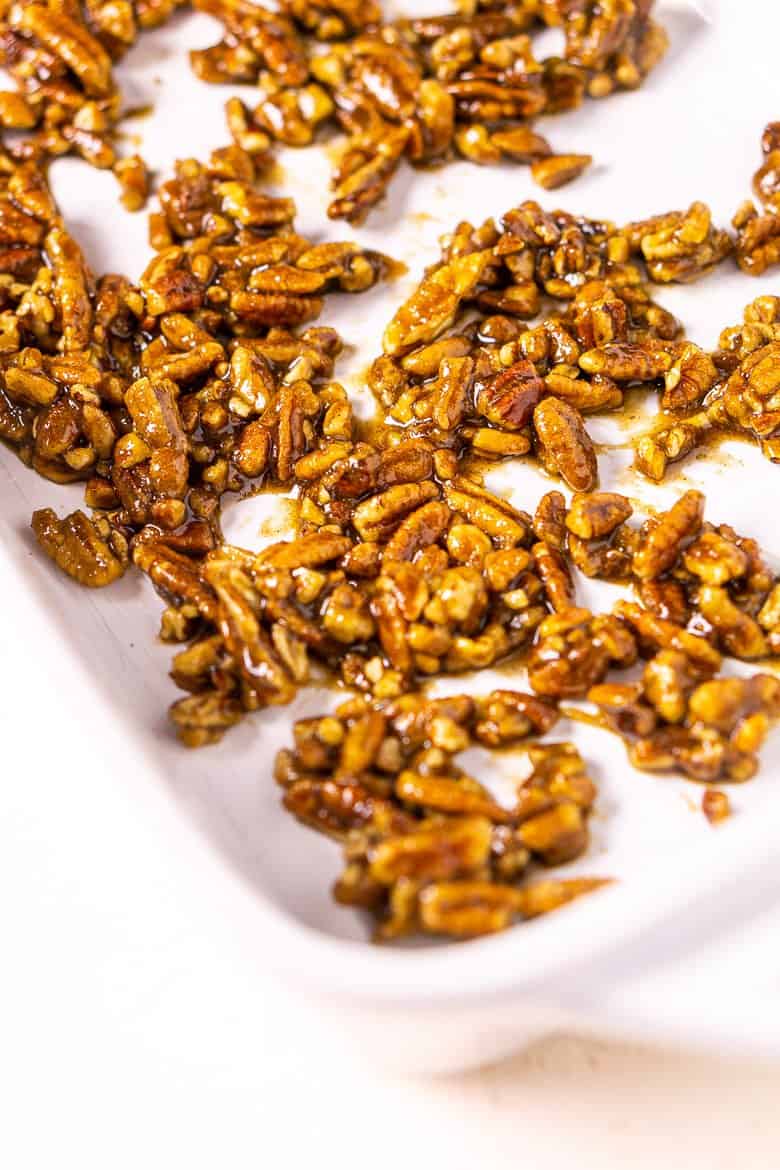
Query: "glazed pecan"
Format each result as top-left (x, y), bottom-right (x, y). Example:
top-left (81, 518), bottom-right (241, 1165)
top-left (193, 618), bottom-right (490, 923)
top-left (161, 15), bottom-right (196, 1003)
top-left (31, 507), bottom-right (128, 586)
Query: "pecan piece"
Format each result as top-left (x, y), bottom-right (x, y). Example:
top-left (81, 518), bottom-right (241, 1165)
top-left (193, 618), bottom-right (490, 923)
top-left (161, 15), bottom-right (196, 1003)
top-left (533, 397), bottom-right (598, 491)
top-left (32, 508), bottom-right (127, 587)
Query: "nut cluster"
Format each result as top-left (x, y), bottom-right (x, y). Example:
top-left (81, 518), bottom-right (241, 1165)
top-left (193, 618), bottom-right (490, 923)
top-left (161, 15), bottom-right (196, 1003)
top-left (365, 150), bottom-right (780, 489)
top-left (135, 449), bottom-right (559, 744)
top-left (633, 295), bottom-right (780, 476)
top-left (530, 488), bottom-right (780, 780)
top-left (547, 487), bottom-right (780, 661)
top-left (368, 198), bottom-right (725, 482)
top-left (590, 668), bottom-right (780, 784)
top-left (212, 0), bottom-right (668, 223)
top-left (0, 1), bottom-right (669, 220)
top-left (0, 0), bottom-right (176, 198)
top-left (274, 689), bottom-right (606, 939)
top-left (0, 148), bottom-right (387, 578)
top-left (733, 122), bottom-right (780, 276)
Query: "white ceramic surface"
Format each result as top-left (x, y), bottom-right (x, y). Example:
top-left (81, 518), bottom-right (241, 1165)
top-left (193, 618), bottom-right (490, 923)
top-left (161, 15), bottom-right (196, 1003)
top-left (3, 0), bottom-right (780, 1073)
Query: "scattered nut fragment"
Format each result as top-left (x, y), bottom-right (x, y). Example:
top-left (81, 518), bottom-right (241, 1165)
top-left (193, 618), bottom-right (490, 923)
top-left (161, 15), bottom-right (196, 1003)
top-left (702, 788), bottom-right (731, 824)
top-left (531, 153), bottom-right (592, 190)
top-left (114, 155), bottom-right (150, 212)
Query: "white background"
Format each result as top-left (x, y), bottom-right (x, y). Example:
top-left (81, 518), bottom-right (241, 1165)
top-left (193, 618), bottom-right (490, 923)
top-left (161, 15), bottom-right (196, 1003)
top-left (3, 2), bottom-right (780, 1166)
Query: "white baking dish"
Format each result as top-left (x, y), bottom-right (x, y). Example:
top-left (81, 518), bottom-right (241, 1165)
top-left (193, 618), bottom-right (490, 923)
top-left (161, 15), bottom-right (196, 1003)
top-left (3, 0), bottom-right (780, 1074)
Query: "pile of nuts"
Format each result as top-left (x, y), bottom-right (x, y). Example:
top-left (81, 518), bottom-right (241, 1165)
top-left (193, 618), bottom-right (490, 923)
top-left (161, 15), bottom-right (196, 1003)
top-left (529, 488), bottom-right (780, 782)
top-left (212, 0), bottom-right (670, 222)
top-left (136, 456), bottom-right (556, 744)
top-left (6, 6), bottom-right (780, 940)
top-left (368, 155), bottom-right (780, 488)
top-left (17, 144), bottom-right (780, 938)
top-left (0, 146), bottom-right (388, 578)
top-left (0, 0), bottom-right (182, 199)
top-left (0, 0), bottom-right (670, 219)
top-left (275, 691), bottom-right (606, 939)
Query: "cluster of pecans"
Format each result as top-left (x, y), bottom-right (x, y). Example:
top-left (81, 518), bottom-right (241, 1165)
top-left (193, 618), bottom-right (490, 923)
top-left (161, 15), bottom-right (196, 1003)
top-left (368, 143), bottom-right (780, 490)
top-left (528, 488), bottom-right (780, 782)
top-left (275, 690), bottom-right (607, 939)
top-left (0, 146), bottom-right (388, 586)
top-left (733, 122), bottom-right (780, 277)
top-left (0, 0), bottom-right (669, 219)
top-left (6, 8), bottom-right (780, 940)
top-left (142, 455), bottom-right (560, 745)
top-left (209, 0), bottom-right (670, 223)
top-left (635, 294), bottom-right (780, 481)
top-left (0, 0), bottom-right (180, 202)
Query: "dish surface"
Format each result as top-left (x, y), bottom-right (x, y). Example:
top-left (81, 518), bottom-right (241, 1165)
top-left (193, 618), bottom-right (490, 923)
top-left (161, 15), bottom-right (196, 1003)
top-left (4, 0), bottom-right (780, 1062)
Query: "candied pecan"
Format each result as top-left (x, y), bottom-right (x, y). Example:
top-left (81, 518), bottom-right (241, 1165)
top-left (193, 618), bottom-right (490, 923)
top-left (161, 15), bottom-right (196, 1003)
top-left (32, 507), bottom-right (127, 587)
top-left (634, 414), bottom-right (712, 482)
top-left (702, 788), bottom-right (730, 825)
top-left (533, 397), bottom-right (597, 491)
top-left (721, 339), bottom-right (780, 454)
top-left (565, 491), bottom-right (632, 540)
top-left (533, 490), bottom-right (567, 550)
top-left (531, 153), bottom-right (592, 190)
top-left (733, 202), bottom-right (780, 277)
top-left (632, 490), bottom-right (704, 580)
top-left (532, 540), bottom-right (575, 612)
top-left (620, 202), bottom-right (732, 283)
top-left (114, 155), bottom-right (150, 212)
top-left (638, 579), bottom-right (690, 626)
top-left (382, 251), bottom-right (492, 357)
top-left (614, 601), bottom-right (722, 675)
top-left (661, 343), bottom-right (718, 412)
top-left (695, 586), bottom-right (768, 660)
